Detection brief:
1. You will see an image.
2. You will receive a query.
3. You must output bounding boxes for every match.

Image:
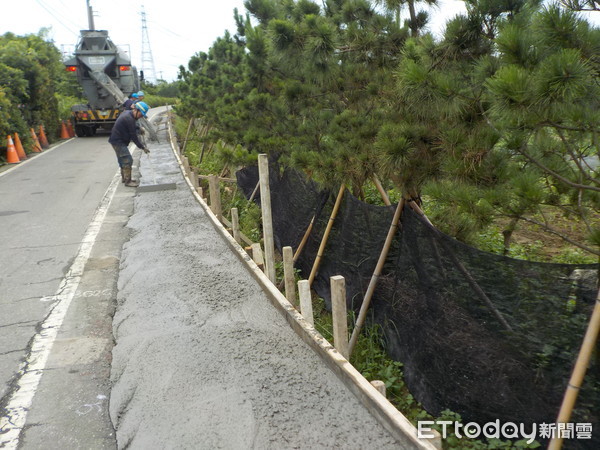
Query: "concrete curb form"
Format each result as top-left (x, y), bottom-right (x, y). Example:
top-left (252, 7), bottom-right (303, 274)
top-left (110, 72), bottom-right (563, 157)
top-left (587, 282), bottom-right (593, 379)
top-left (165, 116), bottom-right (437, 450)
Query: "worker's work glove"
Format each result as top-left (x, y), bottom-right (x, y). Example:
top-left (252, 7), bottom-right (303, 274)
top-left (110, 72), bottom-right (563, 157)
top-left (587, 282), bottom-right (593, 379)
top-left (143, 147), bottom-right (150, 154)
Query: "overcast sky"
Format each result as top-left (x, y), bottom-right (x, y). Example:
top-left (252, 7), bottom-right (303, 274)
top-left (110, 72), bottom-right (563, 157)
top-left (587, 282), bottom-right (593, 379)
top-left (1, 1), bottom-right (598, 82)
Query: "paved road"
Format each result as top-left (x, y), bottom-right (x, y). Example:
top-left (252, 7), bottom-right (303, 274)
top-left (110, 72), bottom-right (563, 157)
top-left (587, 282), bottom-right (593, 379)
top-left (0, 132), bottom-right (115, 394)
top-left (0, 127), bottom-right (133, 448)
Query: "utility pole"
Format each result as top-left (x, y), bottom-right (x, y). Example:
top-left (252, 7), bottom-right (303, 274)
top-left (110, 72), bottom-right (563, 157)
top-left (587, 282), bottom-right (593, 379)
top-left (140, 5), bottom-right (156, 83)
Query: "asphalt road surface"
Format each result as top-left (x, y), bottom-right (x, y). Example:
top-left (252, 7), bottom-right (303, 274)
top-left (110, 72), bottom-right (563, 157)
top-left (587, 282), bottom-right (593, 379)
top-left (0, 124), bottom-right (134, 448)
top-left (1, 110), bottom-right (410, 449)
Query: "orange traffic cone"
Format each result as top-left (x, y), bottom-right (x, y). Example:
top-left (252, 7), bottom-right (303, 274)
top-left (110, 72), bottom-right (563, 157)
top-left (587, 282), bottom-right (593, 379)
top-left (30, 128), bottom-right (43, 153)
top-left (38, 125), bottom-right (49, 149)
top-left (6, 135), bottom-right (20, 164)
top-left (60, 121), bottom-right (70, 139)
top-left (67, 120), bottom-right (75, 137)
top-left (13, 133), bottom-right (27, 160)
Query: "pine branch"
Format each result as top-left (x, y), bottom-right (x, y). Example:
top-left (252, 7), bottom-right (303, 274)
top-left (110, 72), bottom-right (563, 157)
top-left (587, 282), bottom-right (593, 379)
top-left (542, 120), bottom-right (600, 133)
top-left (553, 127), bottom-right (600, 188)
top-left (479, 105), bottom-right (600, 193)
top-left (560, 0), bottom-right (600, 11)
top-left (519, 147), bottom-right (600, 192)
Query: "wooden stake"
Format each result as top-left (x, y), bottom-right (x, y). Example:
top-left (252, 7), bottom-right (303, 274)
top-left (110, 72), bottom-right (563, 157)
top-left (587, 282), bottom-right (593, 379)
top-left (348, 198), bottom-right (405, 357)
top-left (372, 175), bottom-right (391, 206)
top-left (197, 174), bottom-right (237, 183)
top-left (331, 275), bottom-right (349, 359)
top-left (370, 380), bottom-right (386, 397)
top-left (276, 215), bottom-right (316, 291)
top-left (208, 175), bottom-right (222, 221)
top-left (258, 154), bottom-right (276, 283)
top-left (219, 165), bottom-right (229, 178)
top-left (298, 280), bottom-right (314, 327)
top-left (198, 124), bottom-right (211, 163)
top-left (182, 117), bottom-right (194, 153)
top-left (294, 215), bottom-right (315, 263)
top-left (249, 181), bottom-right (260, 204)
top-left (308, 185), bottom-right (345, 286)
top-left (191, 168), bottom-right (199, 189)
top-left (251, 243), bottom-right (264, 270)
top-left (231, 208), bottom-right (241, 244)
top-left (283, 246), bottom-right (296, 306)
top-left (549, 287), bottom-right (600, 450)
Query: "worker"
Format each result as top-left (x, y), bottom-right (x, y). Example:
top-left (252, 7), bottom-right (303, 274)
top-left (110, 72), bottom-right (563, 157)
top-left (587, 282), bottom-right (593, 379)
top-left (108, 102), bottom-right (150, 187)
top-left (122, 92), bottom-right (138, 110)
top-left (136, 91), bottom-right (145, 102)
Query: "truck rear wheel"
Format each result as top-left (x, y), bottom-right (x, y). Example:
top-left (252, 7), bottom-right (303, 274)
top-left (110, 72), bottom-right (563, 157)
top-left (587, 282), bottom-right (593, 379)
top-left (75, 125), bottom-right (96, 137)
top-left (74, 125), bottom-right (86, 137)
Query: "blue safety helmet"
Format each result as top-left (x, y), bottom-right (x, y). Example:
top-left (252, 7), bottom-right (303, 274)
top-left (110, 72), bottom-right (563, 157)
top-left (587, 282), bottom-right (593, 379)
top-left (134, 101), bottom-right (150, 118)
top-left (136, 91), bottom-right (145, 97)
top-left (131, 92), bottom-right (139, 98)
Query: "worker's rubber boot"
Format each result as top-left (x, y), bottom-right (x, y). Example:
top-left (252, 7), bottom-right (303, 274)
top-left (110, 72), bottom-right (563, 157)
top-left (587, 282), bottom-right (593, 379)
top-left (123, 167), bottom-right (139, 187)
top-left (120, 168), bottom-right (126, 183)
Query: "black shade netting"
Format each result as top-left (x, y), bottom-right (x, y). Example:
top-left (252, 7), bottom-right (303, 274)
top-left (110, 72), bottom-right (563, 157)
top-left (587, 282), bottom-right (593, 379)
top-left (236, 162), bottom-right (599, 448)
top-left (236, 162), bottom-right (331, 255)
top-left (374, 206), bottom-right (599, 448)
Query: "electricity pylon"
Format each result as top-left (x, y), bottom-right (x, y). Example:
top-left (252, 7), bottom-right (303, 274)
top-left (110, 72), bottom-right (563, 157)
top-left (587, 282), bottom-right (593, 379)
top-left (140, 5), bottom-right (157, 83)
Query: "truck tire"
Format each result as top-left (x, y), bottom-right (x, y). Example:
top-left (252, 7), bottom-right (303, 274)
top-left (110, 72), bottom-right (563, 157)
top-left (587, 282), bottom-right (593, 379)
top-left (75, 126), bottom-right (96, 137)
top-left (74, 125), bottom-right (86, 137)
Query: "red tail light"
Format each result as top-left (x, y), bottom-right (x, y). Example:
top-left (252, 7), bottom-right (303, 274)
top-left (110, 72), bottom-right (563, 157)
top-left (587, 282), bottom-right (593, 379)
top-left (66, 66), bottom-right (77, 72)
top-left (119, 66), bottom-right (131, 71)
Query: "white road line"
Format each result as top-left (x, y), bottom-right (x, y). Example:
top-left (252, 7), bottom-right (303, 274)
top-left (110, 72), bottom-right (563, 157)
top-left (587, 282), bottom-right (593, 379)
top-left (0, 170), bottom-right (121, 449)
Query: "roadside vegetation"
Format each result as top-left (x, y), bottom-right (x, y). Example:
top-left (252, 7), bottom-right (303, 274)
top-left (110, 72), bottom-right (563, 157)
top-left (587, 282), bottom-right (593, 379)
top-left (0, 30), bottom-right (66, 153)
top-left (175, 0), bottom-right (599, 263)
top-left (174, 1), bottom-right (599, 448)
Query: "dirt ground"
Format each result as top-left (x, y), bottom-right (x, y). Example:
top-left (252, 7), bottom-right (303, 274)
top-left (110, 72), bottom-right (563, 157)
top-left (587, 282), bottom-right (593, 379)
top-left (498, 209), bottom-right (598, 262)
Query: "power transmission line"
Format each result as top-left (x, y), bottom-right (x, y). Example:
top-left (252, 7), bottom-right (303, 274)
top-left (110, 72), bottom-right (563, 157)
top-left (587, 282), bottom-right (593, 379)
top-left (34, 0), bottom-right (80, 38)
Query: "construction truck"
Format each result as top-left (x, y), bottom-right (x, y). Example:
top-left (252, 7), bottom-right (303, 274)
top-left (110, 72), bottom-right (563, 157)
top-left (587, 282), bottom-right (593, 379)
top-left (64, 0), bottom-right (156, 140)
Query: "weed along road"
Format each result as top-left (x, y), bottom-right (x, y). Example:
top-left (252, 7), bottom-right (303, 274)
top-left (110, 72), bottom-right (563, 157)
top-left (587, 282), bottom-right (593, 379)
top-left (0, 131), bottom-right (134, 448)
top-left (1, 109), bottom-right (426, 449)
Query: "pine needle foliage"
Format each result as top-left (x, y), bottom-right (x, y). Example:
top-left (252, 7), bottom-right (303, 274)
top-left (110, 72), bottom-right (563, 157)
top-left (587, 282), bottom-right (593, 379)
top-left (177, 0), bottom-right (599, 257)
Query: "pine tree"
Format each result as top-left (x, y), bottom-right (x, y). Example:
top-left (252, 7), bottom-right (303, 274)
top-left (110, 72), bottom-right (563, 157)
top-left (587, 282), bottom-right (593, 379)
top-left (485, 4), bottom-right (600, 255)
top-left (177, 1), bottom-right (599, 258)
top-left (377, 1), bottom-right (599, 256)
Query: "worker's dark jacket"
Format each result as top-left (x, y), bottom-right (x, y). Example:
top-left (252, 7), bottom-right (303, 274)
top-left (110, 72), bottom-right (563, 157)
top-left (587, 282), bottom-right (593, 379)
top-left (108, 110), bottom-right (144, 149)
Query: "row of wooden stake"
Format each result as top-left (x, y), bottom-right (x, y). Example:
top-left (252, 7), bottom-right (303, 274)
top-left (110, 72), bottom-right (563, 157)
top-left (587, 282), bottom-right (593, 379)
top-left (185, 151), bottom-right (508, 364)
top-left (176, 118), bottom-right (599, 450)
top-left (176, 150), bottom-right (395, 395)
